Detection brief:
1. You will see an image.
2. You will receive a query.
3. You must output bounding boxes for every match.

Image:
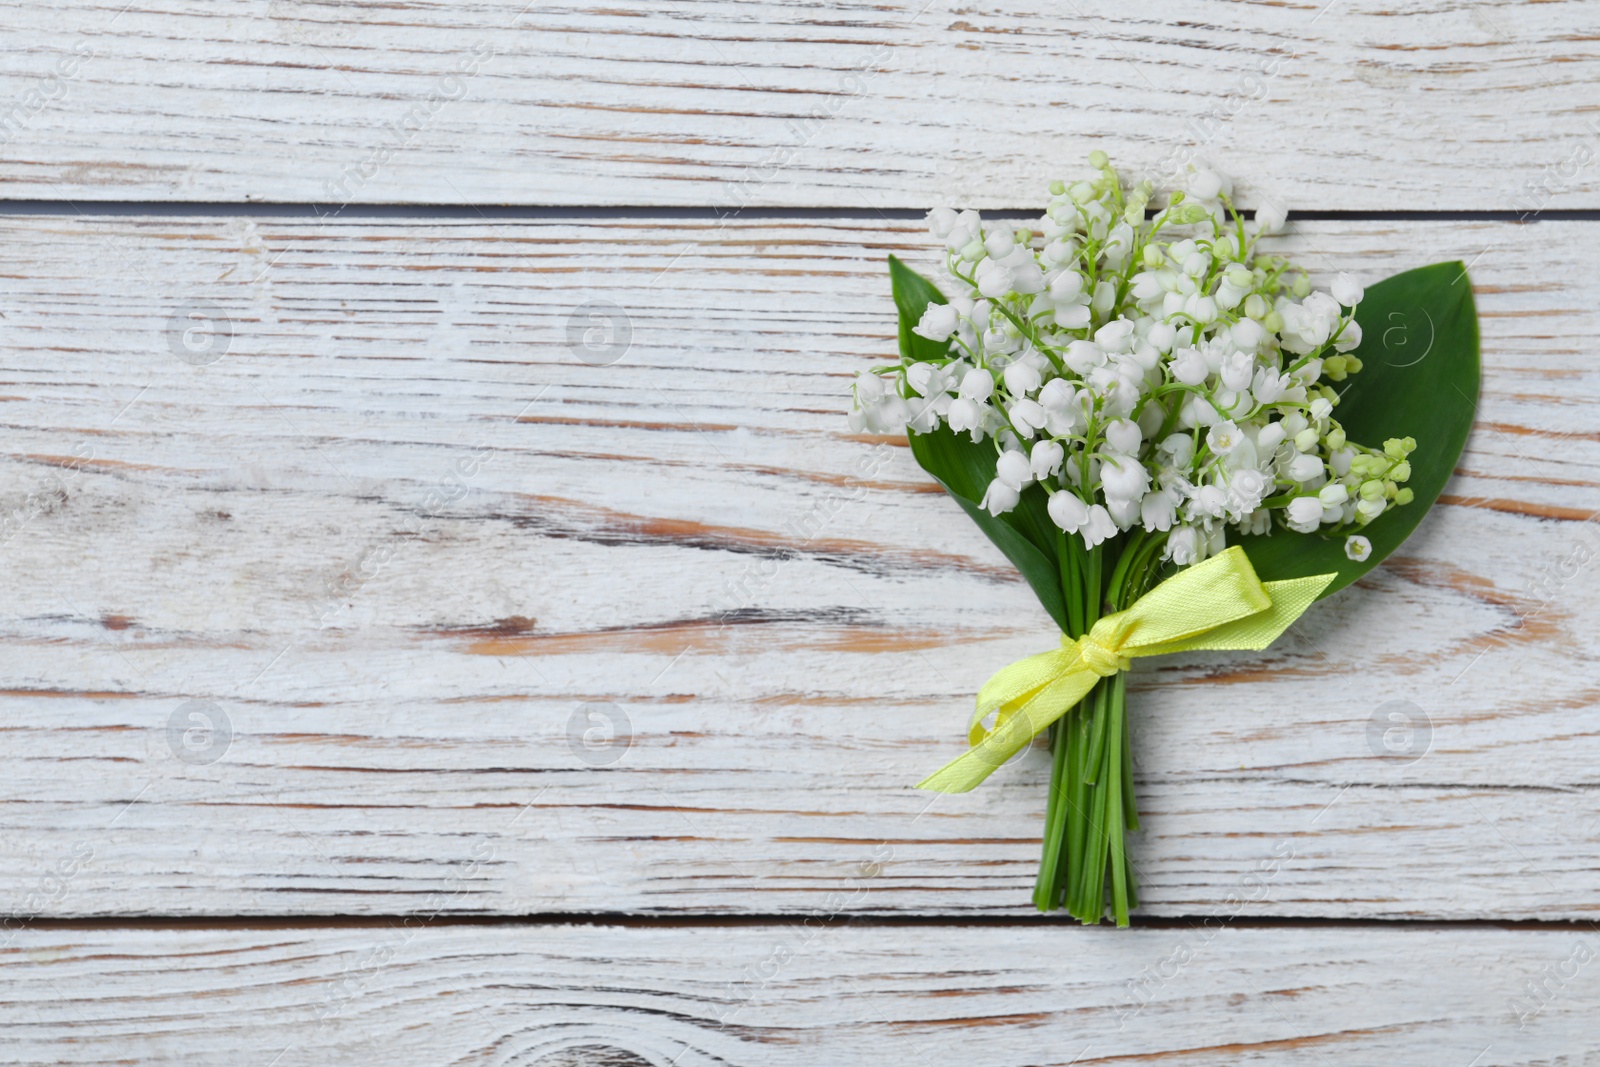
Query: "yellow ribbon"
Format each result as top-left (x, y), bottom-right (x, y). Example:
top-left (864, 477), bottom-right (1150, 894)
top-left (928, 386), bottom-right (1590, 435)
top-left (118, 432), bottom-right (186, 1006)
top-left (917, 546), bottom-right (1336, 794)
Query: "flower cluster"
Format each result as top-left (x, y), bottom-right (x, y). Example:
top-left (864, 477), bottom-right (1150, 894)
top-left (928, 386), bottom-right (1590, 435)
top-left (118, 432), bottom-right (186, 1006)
top-left (850, 154), bottom-right (1416, 566)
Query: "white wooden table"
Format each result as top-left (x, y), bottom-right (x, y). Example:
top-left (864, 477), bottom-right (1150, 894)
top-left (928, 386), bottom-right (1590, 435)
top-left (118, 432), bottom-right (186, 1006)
top-left (3, 2), bottom-right (1598, 1063)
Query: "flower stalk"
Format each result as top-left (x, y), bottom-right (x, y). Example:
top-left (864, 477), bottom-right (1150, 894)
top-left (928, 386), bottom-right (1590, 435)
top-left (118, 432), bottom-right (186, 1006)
top-left (1034, 533), bottom-right (1162, 924)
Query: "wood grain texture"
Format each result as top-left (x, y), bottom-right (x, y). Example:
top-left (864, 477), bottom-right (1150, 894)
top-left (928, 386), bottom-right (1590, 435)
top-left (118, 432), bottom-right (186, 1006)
top-left (3, 923), bottom-right (1599, 1065)
top-left (1, 0), bottom-right (1597, 209)
top-left (1, 214), bottom-right (1597, 920)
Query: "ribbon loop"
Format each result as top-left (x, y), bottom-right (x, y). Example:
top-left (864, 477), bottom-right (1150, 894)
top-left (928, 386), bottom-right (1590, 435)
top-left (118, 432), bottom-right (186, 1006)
top-left (914, 547), bottom-right (1336, 795)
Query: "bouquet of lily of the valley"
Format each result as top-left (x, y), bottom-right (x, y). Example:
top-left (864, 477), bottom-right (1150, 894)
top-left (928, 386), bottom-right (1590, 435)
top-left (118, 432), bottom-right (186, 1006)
top-left (851, 154), bottom-right (1479, 924)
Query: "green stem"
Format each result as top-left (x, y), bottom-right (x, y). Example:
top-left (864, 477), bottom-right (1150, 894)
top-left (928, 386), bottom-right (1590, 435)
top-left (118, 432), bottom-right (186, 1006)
top-left (1106, 671), bottom-right (1131, 926)
top-left (1033, 532), bottom-right (1167, 921)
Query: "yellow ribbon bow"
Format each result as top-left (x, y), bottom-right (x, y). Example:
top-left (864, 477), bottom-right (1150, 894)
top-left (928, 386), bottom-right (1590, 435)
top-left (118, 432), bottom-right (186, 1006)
top-left (916, 546), bottom-right (1336, 794)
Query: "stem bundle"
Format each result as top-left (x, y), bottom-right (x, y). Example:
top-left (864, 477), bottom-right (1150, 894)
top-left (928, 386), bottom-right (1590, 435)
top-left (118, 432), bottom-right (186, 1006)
top-left (1033, 531), bottom-right (1164, 924)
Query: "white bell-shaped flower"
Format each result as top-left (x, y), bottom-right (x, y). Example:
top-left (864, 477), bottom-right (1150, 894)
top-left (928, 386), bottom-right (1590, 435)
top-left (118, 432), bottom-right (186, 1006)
top-left (1103, 418), bottom-right (1142, 454)
top-left (1286, 452), bottom-right (1323, 482)
top-left (958, 368), bottom-right (994, 402)
top-left (1064, 340), bottom-right (1106, 375)
top-left (1205, 420), bottom-right (1242, 455)
top-left (913, 302), bottom-right (960, 342)
top-left (983, 225), bottom-right (1014, 258)
top-left (1333, 319), bottom-right (1363, 352)
top-left (1332, 272), bottom-right (1364, 307)
top-left (1003, 360), bottom-right (1042, 397)
top-left (1251, 367), bottom-right (1293, 405)
top-left (1219, 350), bottom-right (1254, 393)
top-left (1140, 490), bottom-right (1175, 531)
top-left (1080, 504), bottom-right (1118, 548)
top-left (995, 449), bottom-right (1033, 492)
top-left (947, 397), bottom-right (984, 437)
top-left (1285, 496), bottom-right (1323, 530)
top-left (1227, 468), bottom-right (1270, 514)
top-left (1030, 439), bottom-right (1065, 481)
top-left (975, 257), bottom-right (1013, 299)
top-left (1166, 524), bottom-right (1201, 564)
top-left (1255, 201), bottom-right (1286, 235)
top-left (1008, 398), bottom-right (1048, 438)
top-left (980, 477), bottom-right (1020, 516)
top-left (1099, 452), bottom-right (1150, 503)
top-left (1169, 347), bottom-right (1209, 386)
top-left (1048, 491), bottom-right (1090, 533)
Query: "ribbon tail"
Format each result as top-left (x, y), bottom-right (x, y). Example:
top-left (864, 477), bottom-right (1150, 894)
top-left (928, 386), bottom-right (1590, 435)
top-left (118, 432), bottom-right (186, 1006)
top-left (917, 671), bottom-right (1098, 794)
top-left (1135, 572), bottom-right (1336, 655)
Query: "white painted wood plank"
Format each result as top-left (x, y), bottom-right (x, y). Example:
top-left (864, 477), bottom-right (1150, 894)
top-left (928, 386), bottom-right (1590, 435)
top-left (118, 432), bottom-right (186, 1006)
top-left (2, 924), bottom-right (1598, 1065)
top-left (1, 215), bottom-right (1597, 919)
top-left (1, 1), bottom-right (1596, 208)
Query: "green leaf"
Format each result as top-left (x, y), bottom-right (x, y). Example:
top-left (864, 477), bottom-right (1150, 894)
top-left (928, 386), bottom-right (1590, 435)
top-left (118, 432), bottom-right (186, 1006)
top-left (889, 258), bottom-right (1071, 629)
top-left (889, 254), bottom-right (951, 364)
top-left (1235, 261), bottom-right (1481, 596)
top-left (909, 427), bottom-right (1070, 632)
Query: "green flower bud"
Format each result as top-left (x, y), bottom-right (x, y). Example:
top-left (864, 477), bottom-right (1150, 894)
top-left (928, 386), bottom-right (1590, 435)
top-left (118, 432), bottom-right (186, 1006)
top-left (1294, 428), bottom-right (1319, 451)
top-left (1089, 149), bottom-right (1109, 169)
top-left (1401, 436), bottom-right (1417, 454)
top-left (1291, 274), bottom-right (1312, 298)
top-left (1244, 293), bottom-right (1268, 320)
top-left (1390, 460), bottom-right (1411, 482)
top-left (1263, 310), bottom-right (1283, 333)
top-left (1360, 479), bottom-right (1385, 501)
top-left (1323, 356), bottom-right (1348, 381)
top-left (1394, 487), bottom-right (1415, 506)
top-left (1070, 182), bottom-right (1095, 204)
top-left (1383, 437), bottom-right (1407, 460)
top-left (1324, 427), bottom-right (1346, 449)
top-left (1343, 355), bottom-right (1363, 373)
top-left (1049, 180), bottom-right (1066, 196)
top-left (1226, 268), bottom-right (1253, 288)
top-left (1384, 480), bottom-right (1398, 500)
top-left (1143, 243), bottom-right (1165, 269)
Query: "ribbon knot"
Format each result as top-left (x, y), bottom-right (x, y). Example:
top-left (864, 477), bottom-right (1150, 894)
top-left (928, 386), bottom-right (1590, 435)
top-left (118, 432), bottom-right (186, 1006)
top-left (1070, 625), bottom-right (1131, 678)
top-left (917, 547), bottom-right (1338, 794)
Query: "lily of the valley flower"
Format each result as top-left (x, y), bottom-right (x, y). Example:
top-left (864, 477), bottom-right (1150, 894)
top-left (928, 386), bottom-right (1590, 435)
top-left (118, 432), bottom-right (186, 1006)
top-left (848, 154), bottom-right (1418, 561)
